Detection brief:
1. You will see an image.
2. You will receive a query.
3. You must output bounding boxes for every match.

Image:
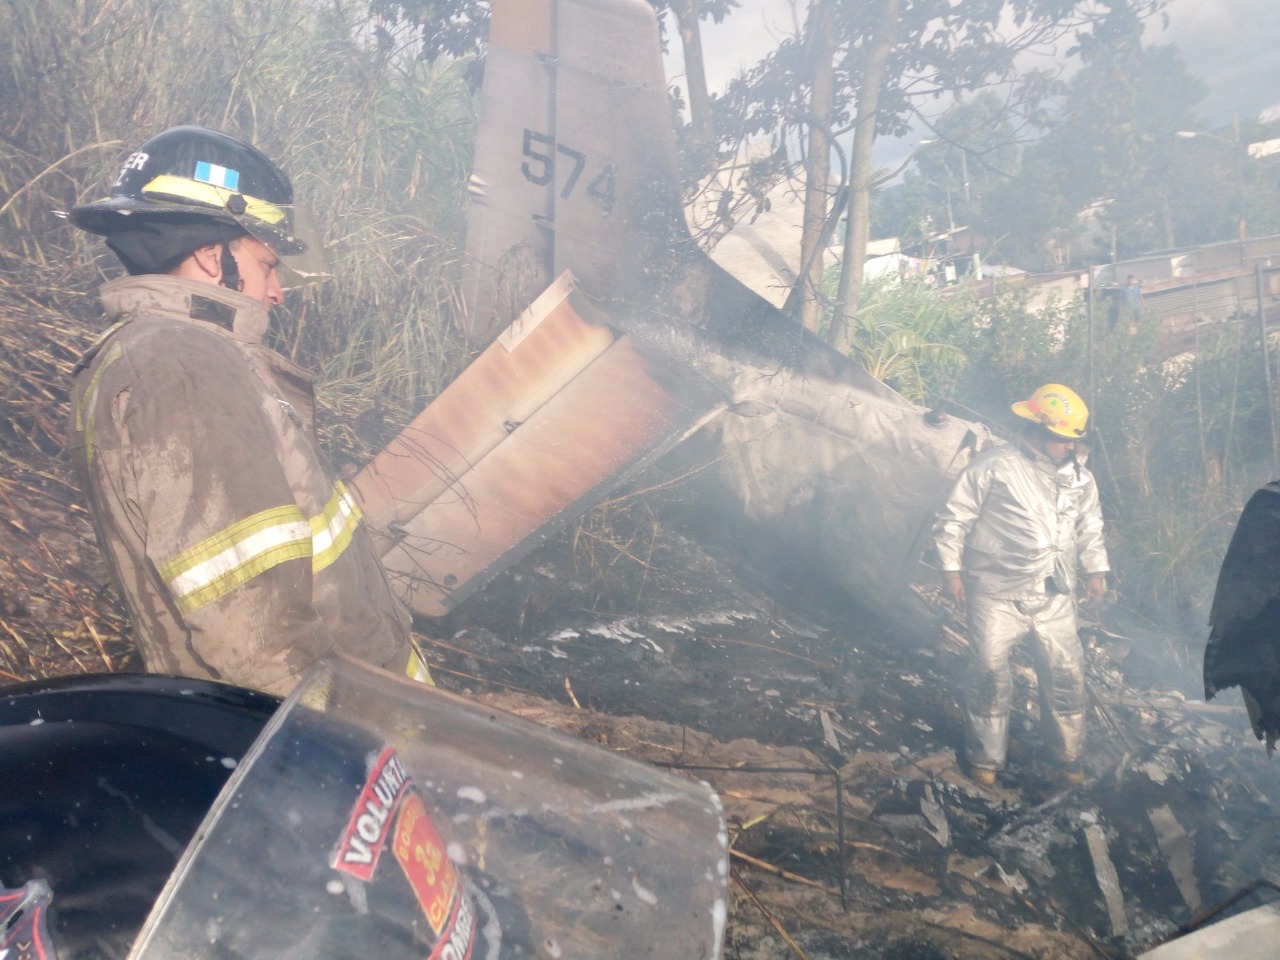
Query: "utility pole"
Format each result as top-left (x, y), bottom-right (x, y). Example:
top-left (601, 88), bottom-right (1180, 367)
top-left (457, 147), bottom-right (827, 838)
top-left (1258, 264), bottom-right (1279, 476)
top-left (1086, 266), bottom-right (1095, 413)
top-left (1233, 115), bottom-right (1247, 264)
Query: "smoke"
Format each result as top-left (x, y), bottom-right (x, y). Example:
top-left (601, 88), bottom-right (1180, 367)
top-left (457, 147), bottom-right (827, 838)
top-left (677, 0), bottom-right (1280, 176)
top-left (1162, 0), bottom-right (1280, 124)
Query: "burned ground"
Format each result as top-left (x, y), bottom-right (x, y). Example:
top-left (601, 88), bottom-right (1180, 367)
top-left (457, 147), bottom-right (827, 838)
top-left (4, 289), bottom-right (1280, 959)
top-left (431, 504), bottom-right (1280, 958)
top-left (0, 288), bottom-right (134, 679)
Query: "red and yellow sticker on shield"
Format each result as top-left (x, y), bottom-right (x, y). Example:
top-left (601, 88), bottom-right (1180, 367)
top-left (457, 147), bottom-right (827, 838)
top-left (392, 791), bottom-right (460, 936)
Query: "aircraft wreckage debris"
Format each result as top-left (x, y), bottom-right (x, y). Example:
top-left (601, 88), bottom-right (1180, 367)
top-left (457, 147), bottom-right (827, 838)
top-left (5, 281), bottom-right (1280, 956)
top-left (404, 525), bottom-right (1280, 959)
top-left (3, 126), bottom-right (1279, 960)
top-left (5, 338), bottom-right (1280, 957)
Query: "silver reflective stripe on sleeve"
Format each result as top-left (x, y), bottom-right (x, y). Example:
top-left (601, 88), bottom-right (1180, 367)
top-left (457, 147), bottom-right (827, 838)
top-left (159, 505), bottom-right (313, 615)
top-left (159, 481), bottom-right (367, 615)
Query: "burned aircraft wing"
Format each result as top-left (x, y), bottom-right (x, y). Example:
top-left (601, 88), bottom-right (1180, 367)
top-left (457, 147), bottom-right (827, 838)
top-left (1204, 481), bottom-right (1280, 749)
top-left (351, 273), bottom-right (720, 617)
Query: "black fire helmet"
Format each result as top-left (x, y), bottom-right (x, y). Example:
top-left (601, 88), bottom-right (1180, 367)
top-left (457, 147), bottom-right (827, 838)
top-left (69, 126), bottom-right (329, 285)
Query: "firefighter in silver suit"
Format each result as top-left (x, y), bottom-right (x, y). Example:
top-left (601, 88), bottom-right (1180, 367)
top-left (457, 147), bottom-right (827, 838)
top-left (932, 384), bottom-right (1109, 787)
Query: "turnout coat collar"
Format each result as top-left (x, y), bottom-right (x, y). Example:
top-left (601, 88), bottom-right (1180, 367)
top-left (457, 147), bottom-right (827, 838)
top-left (96, 274), bottom-right (317, 435)
top-left (100, 274), bottom-right (272, 344)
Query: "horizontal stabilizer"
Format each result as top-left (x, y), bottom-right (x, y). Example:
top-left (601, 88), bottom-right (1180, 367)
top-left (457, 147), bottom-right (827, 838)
top-left (352, 272), bottom-right (720, 616)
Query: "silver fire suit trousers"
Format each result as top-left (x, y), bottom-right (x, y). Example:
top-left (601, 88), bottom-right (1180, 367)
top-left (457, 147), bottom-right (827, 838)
top-left (964, 592), bottom-right (1085, 770)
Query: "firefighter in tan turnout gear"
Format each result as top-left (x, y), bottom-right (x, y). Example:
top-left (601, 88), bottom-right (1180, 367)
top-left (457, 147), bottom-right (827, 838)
top-left (67, 126), bottom-right (430, 695)
top-left (932, 384), bottom-right (1109, 787)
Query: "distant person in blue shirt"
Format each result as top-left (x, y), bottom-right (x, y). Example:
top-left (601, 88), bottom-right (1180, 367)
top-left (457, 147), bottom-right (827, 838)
top-left (1123, 275), bottom-right (1142, 334)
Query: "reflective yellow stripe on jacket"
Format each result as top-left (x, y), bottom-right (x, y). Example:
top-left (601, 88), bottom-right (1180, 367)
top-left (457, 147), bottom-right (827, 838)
top-left (310, 481), bottom-right (363, 574)
top-left (159, 482), bottom-right (363, 615)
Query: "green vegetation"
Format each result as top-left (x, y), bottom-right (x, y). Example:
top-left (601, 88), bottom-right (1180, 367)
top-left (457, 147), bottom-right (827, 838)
top-left (881, 36), bottom-right (1280, 266)
top-left (830, 274), bottom-right (969, 406)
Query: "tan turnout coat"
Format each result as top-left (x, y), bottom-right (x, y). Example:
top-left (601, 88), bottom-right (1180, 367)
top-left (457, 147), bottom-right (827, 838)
top-left (70, 275), bottom-right (413, 694)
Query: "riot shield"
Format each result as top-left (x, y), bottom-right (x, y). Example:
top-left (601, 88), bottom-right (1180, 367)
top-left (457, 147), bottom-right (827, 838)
top-left (128, 654), bottom-right (727, 960)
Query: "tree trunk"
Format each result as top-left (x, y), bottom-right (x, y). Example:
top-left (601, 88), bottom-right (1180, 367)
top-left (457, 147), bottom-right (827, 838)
top-left (669, 0), bottom-right (714, 173)
top-left (829, 0), bottom-right (900, 353)
top-left (798, 0), bottom-right (835, 333)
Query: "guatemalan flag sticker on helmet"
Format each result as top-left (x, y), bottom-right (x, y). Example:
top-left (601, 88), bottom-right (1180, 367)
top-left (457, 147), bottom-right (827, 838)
top-left (194, 161), bottom-right (240, 191)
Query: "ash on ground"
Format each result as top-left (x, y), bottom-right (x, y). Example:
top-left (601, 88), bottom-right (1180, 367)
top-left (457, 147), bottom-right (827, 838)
top-left (425, 495), bottom-right (1280, 960)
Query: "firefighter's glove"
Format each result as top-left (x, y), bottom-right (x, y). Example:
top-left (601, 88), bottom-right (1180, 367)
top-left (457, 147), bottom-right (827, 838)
top-left (942, 571), bottom-right (965, 608)
top-left (1083, 573), bottom-right (1107, 613)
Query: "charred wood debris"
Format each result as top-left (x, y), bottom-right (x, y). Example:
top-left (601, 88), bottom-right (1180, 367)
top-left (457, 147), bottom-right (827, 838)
top-left (3, 290), bottom-right (1280, 959)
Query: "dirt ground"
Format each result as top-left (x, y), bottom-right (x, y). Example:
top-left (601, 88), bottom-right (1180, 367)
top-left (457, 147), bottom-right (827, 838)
top-left (5, 291), bottom-right (1280, 959)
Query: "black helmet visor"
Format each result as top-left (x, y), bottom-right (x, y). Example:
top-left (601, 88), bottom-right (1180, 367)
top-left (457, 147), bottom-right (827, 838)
top-left (69, 126), bottom-right (331, 287)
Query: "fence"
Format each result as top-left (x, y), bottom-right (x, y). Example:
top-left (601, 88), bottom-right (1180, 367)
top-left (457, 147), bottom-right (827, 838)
top-left (1087, 241), bottom-right (1280, 477)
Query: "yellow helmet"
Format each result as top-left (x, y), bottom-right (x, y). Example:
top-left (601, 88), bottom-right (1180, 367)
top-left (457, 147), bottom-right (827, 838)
top-left (1012, 383), bottom-right (1089, 439)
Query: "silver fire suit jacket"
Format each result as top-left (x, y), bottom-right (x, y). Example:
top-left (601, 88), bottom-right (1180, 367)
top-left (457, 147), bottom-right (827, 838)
top-left (932, 441), bottom-right (1109, 600)
top-left (70, 275), bottom-right (413, 694)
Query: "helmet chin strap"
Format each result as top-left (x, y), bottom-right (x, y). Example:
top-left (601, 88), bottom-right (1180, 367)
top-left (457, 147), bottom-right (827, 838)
top-left (219, 242), bottom-right (244, 292)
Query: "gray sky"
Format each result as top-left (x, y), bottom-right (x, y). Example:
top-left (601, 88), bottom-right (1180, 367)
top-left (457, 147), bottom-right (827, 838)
top-left (675, 0), bottom-right (1280, 167)
top-left (1161, 0), bottom-right (1280, 125)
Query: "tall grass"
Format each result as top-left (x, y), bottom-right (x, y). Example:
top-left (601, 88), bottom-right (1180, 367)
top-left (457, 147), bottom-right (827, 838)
top-left (0, 0), bottom-right (476, 456)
